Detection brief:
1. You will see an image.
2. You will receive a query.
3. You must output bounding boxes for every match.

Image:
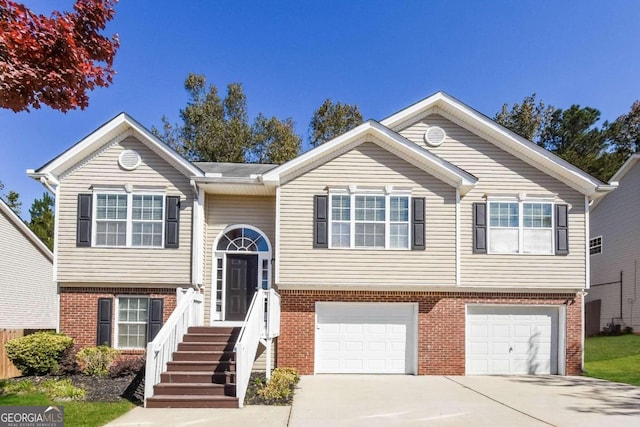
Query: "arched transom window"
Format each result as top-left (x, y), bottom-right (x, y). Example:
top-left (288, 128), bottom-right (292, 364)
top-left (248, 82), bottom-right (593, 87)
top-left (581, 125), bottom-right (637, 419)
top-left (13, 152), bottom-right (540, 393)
top-left (216, 227), bottom-right (270, 252)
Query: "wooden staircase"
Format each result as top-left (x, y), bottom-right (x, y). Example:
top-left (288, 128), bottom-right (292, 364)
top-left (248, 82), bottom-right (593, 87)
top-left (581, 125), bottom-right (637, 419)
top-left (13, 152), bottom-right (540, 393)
top-left (146, 326), bottom-right (241, 408)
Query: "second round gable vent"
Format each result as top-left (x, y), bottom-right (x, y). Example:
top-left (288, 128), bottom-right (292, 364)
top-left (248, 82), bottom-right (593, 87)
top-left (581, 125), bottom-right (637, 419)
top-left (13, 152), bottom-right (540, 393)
top-left (424, 126), bottom-right (446, 147)
top-left (118, 150), bottom-right (141, 170)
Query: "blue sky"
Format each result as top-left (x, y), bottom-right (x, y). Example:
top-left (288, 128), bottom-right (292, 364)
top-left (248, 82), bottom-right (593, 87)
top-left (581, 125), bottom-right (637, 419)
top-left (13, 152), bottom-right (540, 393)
top-left (2, 0), bottom-right (640, 220)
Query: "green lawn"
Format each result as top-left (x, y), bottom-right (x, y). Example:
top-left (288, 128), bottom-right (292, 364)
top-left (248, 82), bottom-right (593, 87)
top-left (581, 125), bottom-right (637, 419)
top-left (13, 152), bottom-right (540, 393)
top-left (584, 334), bottom-right (640, 386)
top-left (0, 389), bottom-right (135, 427)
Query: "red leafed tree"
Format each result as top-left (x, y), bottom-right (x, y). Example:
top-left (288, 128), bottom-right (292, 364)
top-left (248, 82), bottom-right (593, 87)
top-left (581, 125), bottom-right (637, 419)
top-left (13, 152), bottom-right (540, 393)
top-left (0, 0), bottom-right (119, 112)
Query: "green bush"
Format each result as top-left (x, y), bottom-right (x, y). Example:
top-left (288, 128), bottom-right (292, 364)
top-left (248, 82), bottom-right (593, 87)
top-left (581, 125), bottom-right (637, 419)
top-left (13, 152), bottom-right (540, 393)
top-left (4, 332), bottom-right (73, 375)
top-left (39, 379), bottom-right (85, 400)
top-left (256, 367), bottom-right (300, 403)
top-left (76, 346), bottom-right (120, 377)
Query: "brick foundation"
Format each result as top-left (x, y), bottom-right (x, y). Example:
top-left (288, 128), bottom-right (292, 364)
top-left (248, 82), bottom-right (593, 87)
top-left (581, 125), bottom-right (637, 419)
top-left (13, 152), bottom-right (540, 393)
top-left (278, 289), bottom-right (582, 376)
top-left (59, 286), bottom-right (177, 356)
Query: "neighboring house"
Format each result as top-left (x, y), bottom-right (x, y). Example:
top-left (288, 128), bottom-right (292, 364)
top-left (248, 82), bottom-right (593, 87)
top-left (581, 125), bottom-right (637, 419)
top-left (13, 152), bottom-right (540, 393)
top-left (0, 198), bottom-right (56, 330)
top-left (587, 154), bottom-right (640, 335)
top-left (27, 92), bottom-right (613, 407)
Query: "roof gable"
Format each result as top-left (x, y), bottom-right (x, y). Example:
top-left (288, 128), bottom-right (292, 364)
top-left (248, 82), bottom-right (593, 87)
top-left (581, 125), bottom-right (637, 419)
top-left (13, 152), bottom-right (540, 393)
top-left (609, 154), bottom-right (640, 184)
top-left (262, 120), bottom-right (477, 194)
top-left (28, 113), bottom-right (203, 182)
top-left (0, 199), bottom-right (53, 262)
top-left (381, 92), bottom-right (614, 198)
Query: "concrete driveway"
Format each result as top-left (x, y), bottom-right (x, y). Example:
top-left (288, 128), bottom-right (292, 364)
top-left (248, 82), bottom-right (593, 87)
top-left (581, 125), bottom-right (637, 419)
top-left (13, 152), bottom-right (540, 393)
top-left (288, 375), bottom-right (640, 427)
top-left (106, 375), bottom-right (640, 426)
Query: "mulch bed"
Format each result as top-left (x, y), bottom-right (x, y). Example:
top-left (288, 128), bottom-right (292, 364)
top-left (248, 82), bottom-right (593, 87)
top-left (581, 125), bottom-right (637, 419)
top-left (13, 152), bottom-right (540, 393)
top-left (8, 373), bottom-right (144, 404)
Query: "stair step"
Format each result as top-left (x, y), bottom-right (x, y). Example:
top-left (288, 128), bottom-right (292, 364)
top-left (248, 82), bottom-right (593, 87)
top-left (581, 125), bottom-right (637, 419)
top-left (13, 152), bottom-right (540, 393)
top-left (182, 333), bottom-right (238, 343)
top-left (160, 370), bottom-right (235, 384)
top-left (154, 382), bottom-right (235, 396)
top-left (146, 395), bottom-right (239, 408)
top-left (178, 342), bottom-right (235, 352)
top-left (172, 351), bottom-right (235, 362)
top-left (188, 326), bottom-right (240, 335)
top-left (166, 360), bottom-right (235, 372)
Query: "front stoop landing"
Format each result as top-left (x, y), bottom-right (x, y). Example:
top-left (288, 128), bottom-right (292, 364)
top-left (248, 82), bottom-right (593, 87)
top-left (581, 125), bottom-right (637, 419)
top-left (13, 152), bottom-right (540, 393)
top-left (146, 326), bottom-right (240, 408)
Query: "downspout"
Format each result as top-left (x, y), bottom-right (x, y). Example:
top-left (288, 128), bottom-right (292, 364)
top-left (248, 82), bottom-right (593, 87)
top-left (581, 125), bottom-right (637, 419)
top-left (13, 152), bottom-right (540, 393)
top-left (620, 270), bottom-right (624, 323)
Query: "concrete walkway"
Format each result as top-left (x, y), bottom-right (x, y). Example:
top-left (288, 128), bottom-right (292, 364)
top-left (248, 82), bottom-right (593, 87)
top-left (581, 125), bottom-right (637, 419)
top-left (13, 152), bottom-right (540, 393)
top-left (105, 375), bottom-right (640, 426)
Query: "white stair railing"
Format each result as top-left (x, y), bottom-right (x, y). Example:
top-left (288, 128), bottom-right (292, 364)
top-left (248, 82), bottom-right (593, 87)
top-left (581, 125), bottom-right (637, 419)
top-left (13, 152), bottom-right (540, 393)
top-left (234, 288), bottom-right (265, 408)
top-left (144, 287), bottom-right (204, 406)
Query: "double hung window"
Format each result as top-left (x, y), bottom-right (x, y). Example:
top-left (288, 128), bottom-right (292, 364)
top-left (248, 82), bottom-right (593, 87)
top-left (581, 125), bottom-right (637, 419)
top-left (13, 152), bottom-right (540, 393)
top-left (94, 193), bottom-right (164, 247)
top-left (488, 200), bottom-right (553, 254)
top-left (117, 297), bottom-right (148, 349)
top-left (330, 193), bottom-right (410, 249)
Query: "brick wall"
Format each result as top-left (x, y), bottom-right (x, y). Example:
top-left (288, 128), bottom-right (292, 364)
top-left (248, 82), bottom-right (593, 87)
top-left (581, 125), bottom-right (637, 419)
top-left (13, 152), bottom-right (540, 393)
top-left (278, 289), bottom-right (582, 376)
top-left (59, 286), bottom-right (178, 356)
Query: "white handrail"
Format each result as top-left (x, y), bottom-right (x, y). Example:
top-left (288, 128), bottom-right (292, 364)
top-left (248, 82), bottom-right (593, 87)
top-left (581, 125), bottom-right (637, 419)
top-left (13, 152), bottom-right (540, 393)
top-left (144, 287), bottom-right (203, 406)
top-left (234, 288), bottom-right (266, 407)
top-left (267, 289), bottom-right (281, 339)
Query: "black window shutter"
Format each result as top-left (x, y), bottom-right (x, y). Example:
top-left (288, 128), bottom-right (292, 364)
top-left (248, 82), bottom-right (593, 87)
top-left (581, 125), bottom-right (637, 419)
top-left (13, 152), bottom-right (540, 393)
top-left (77, 194), bottom-right (92, 247)
top-left (555, 204), bottom-right (569, 255)
top-left (96, 298), bottom-right (112, 347)
top-left (473, 203), bottom-right (487, 254)
top-left (411, 197), bottom-right (426, 250)
top-left (313, 195), bottom-right (328, 248)
top-left (165, 196), bottom-right (180, 248)
top-left (147, 298), bottom-right (163, 342)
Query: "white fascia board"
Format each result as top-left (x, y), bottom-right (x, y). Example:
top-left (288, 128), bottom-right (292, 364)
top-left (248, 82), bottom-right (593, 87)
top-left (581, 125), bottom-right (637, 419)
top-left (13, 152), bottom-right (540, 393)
top-left (31, 113), bottom-right (203, 180)
top-left (262, 119), bottom-right (476, 190)
top-left (609, 154), bottom-right (640, 184)
top-left (0, 199), bottom-right (53, 262)
top-left (382, 92), bottom-right (609, 197)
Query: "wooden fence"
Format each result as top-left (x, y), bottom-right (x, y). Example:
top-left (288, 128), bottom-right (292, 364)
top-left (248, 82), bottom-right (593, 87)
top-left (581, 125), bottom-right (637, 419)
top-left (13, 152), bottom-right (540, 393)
top-left (0, 329), bottom-right (23, 379)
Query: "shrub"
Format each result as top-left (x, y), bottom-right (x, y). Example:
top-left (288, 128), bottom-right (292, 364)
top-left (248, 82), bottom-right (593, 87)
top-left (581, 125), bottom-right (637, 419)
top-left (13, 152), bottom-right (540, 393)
top-left (40, 378), bottom-right (85, 400)
top-left (256, 367), bottom-right (300, 404)
top-left (109, 356), bottom-right (145, 378)
top-left (1, 379), bottom-right (37, 395)
top-left (57, 346), bottom-right (80, 375)
top-left (76, 346), bottom-right (120, 377)
top-left (4, 332), bottom-right (73, 375)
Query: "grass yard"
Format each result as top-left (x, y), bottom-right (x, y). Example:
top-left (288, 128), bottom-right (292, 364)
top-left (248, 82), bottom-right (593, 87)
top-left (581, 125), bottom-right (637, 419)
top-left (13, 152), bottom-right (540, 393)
top-left (584, 334), bottom-right (640, 386)
top-left (0, 382), bottom-right (135, 427)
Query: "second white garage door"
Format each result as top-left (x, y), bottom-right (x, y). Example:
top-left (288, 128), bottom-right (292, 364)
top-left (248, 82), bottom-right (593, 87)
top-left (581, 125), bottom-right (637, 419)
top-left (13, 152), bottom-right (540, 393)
top-left (466, 305), bottom-right (561, 375)
top-left (315, 303), bottom-right (416, 374)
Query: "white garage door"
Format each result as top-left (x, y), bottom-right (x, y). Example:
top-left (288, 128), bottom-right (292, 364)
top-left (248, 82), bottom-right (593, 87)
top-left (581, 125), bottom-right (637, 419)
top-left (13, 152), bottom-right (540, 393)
top-left (466, 305), bottom-right (560, 375)
top-left (316, 303), bottom-right (416, 374)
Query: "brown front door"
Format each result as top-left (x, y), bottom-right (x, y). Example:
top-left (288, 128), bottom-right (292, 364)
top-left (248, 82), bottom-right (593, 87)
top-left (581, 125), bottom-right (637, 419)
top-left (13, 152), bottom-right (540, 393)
top-left (225, 254), bottom-right (258, 321)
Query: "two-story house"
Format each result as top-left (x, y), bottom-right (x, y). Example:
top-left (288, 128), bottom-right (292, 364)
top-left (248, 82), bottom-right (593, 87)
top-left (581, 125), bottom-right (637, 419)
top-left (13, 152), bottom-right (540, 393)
top-left (28, 92), bottom-right (613, 407)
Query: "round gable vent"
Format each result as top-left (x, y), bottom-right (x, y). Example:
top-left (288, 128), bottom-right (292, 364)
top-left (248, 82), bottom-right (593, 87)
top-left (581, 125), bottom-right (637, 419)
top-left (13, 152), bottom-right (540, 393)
top-left (118, 150), bottom-right (141, 170)
top-left (424, 126), bottom-right (446, 147)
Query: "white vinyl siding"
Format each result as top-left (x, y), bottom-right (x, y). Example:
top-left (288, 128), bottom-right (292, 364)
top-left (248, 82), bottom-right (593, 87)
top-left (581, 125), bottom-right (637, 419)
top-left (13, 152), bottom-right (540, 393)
top-left (0, 209), bottom-right (56, 330)
top-left (399, 115), bottom-right (586, 289)
top-left (279, 141), bottom-right (457, 287)
top-left (56, 136), bottom-right (193, 284)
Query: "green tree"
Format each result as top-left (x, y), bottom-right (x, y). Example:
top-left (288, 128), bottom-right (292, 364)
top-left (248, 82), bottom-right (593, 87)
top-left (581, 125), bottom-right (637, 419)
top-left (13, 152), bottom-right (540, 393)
top-left (539, 105), bottom-right (609, 180)
top-left (5, 190), bottom-right (21, 216)
top-left (309, 99), bottom-right (363, 147)
top-left (494, 94), bottom-right (554, 144)
top-left (249, 114), bottom-right (301, 164)
top-left (153, 74), bottom-right (250, 163)
top-left (28, 192), bottom-right (55, 251)
top-left (608, 100), bottom-right (640, 155)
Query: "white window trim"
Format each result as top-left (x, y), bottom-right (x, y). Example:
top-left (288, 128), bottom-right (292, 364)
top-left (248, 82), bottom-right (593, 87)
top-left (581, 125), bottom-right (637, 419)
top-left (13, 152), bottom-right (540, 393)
top-left (114, 295), bottom-right (150, 350)
top-left (92, 190), bottom-right (166, 248)
top-left (589, 235), bottom-right (603, 255)
top-left (328, 190), bottom-right (412, 250)
top-left (487, 197), bottom-right (555, 255)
